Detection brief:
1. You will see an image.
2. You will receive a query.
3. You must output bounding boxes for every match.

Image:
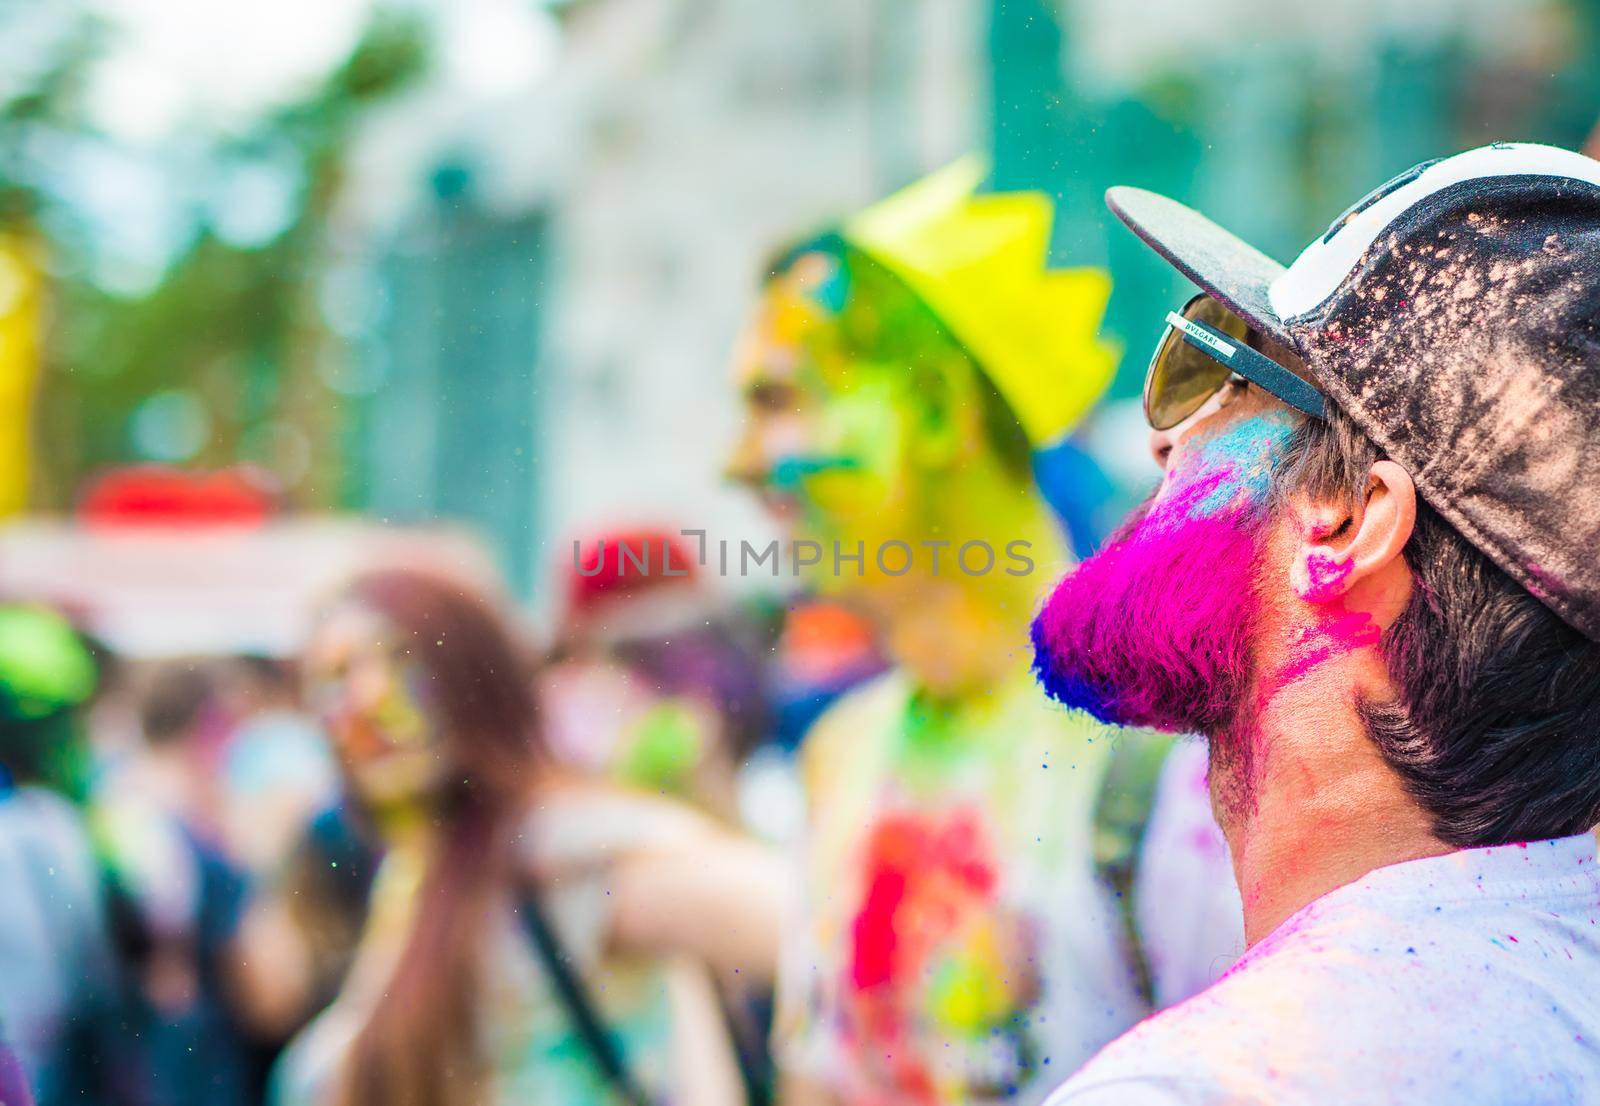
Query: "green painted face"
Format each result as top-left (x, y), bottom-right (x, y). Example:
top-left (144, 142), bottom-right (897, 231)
top-left (730, 242), bottom-right (989, 591)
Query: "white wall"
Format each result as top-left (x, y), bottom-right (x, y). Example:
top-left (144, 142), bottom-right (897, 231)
top-left (533, 0), bottom-right (984, 602)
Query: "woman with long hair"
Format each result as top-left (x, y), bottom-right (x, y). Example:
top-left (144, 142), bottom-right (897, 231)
top-left (271, 568), bottom-right (784, 1106)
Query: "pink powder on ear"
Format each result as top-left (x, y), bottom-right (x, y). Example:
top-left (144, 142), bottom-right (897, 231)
top-left (1299, 550), bottom-right (1353, 603)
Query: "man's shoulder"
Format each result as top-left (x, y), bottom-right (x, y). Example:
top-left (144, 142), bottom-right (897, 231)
top-left (1047, 881), bottom-right (1600, 1105)
top-left (1041, 940), bottom-right (1410, 1105)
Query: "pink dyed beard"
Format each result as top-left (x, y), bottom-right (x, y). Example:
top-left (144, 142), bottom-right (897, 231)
top-left (1031, 467), bottom-right (1271, 740)
top-left (1032, 423), bottom-right (1391, 824)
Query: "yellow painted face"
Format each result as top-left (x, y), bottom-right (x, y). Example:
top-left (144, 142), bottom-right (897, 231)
top-left (304, 603), bottom-right (445, 812)
top-left (729, 243), bottom-right (980, 594)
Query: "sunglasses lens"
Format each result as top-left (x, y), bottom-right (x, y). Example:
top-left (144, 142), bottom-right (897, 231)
top-left (1145, 298), bottom-right (1252, 430)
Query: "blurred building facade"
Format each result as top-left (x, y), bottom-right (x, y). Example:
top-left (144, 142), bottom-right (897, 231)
top-left (338, 0), bottom-right (983, 596)
top-left (3, 0), bottom-right (1600, 605)
top-left (333, 0), bottom-right (1600, 597)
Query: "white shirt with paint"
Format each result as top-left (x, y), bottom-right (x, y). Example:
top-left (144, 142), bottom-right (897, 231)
top-left (1045, 834), bottom-right (1600, 1105)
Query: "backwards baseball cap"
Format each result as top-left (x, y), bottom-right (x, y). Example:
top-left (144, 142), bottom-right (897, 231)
top-left (1109, 142), bottom-right (1600, 641)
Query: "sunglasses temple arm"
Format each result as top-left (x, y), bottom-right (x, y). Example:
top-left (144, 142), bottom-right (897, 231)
top-left (1176, 329), bottom-right (1327, 423)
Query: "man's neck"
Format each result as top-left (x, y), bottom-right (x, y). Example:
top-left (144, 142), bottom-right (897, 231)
top-left (1217, 659), bottom-right (1450, 946)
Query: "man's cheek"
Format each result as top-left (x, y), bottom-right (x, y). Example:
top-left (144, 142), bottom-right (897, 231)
top-left (1166, 410), bottom-right (1298, 519)
top-left (787, 394), bottom-right (901, 511)
top-left (756, 418), bottom-right (816, 486)
top-left (818, 385), bottom-right (900, 473)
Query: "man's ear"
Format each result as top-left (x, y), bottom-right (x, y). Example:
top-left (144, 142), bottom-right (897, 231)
top-left (1289, 460), bottom-right (1417, 604)
top-left (906, 355), bottom-right (975, 471)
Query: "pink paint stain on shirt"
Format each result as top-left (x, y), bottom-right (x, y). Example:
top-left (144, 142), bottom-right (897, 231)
top-left (848, 808), bottom-right (998, 993)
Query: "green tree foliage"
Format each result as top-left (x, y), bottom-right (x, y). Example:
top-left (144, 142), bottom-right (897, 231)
top-left (4, 9), bottom-right (428, 508)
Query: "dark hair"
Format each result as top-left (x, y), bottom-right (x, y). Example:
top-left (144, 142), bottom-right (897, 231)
top-left (235, 652), bottom-right (299, 698)
top-left (1277, 407), bottom-right (1600, 846)
top-left (330, 569), bottom-right (540, 1106)
top-left (141, 661), bottom-right (216, 746)
top-left (767, 235), bottom-right (1034, 483)
top-left (610, 615), bottom-right (774, 761)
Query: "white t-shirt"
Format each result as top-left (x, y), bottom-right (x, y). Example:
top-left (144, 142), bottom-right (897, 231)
top-left (1046, 834), bottom-right (1600, 1105)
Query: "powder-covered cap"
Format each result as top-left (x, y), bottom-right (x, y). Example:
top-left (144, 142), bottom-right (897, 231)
top-left (1107, 142), bottom-right (1600, 641)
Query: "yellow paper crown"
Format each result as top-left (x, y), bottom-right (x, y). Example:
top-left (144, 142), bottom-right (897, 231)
top-left (842, 157), bottom-right (1118, 448)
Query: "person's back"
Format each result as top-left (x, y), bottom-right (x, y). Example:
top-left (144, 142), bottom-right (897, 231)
top-left (1058, 836), bottom-right (1600, 1104)
top-left (0, 785), bottom-right (115, 1098)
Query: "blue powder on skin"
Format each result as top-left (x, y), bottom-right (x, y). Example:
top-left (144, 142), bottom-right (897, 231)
top-left (768, 453), bottom-right (860, 491)
top-left (1181, 411), bottom-right (1297, 518)
top-left (808, 255), bottom-right (852, 315)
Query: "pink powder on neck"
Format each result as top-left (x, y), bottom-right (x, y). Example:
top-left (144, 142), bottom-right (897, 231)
top-left (1270, 608), bottom-right (1382, 693)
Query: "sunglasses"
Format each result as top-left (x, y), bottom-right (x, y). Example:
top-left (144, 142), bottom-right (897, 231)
top-left (1144, 295), bottom-right (1327, 430)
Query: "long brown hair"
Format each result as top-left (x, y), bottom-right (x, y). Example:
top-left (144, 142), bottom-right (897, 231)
top-left (331, 569), bottom-right (540, 1106)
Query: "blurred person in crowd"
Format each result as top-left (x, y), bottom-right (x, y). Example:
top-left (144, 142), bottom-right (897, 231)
top-left (215, 655), bottom-right (340, 877)
top-left (544, 528), bottom-right (774, 822)
top-left (228, 788), bottom-right (380, 1056)
top-left (92, 660), bottom-right (259, 1106)
top-left (1034, 143), bottom-right (1600, 1104)
top-left (744, 599), bottom-right (889, 853)
top-left (0, 605), bottom-right (126, 1105)
top-left (550, 529), bottom-right (789, 1094)
top-left (218, 659), bottom-right (378, 1051)
top-left (273, 567), bottom-right (786, 1106)
top-left (211, 656), bottom-right (344, 1103)
top-left (212, 654), bottom-right (359, 1079)
top-left (94, 656), bottom-right (340, 1100)
top-left (764, 600), bottom-right (886, 756)
top-left (729, 161), bottom-right (1242, 1106)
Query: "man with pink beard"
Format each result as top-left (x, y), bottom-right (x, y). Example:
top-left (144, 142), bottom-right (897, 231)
top-left (1034, 143), bottom-right (1600, 1104)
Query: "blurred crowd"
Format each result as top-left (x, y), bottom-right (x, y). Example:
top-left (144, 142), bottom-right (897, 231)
top-left (0, 537), bottom-right (852, 1106)
top-left (0, 158), bottom-right (1252, 1106)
